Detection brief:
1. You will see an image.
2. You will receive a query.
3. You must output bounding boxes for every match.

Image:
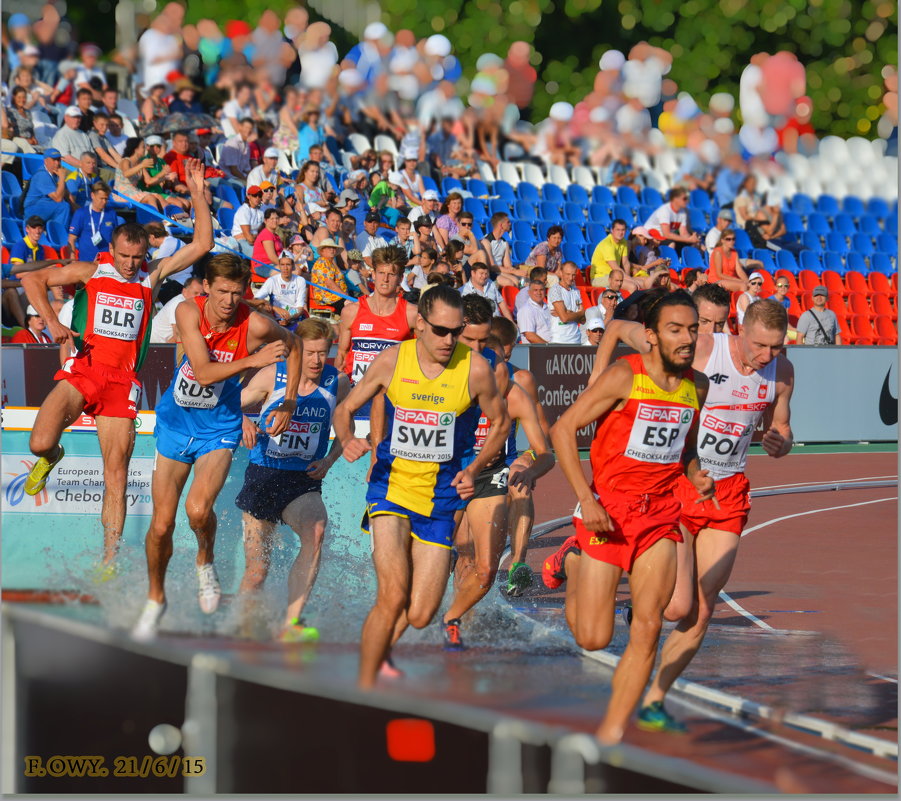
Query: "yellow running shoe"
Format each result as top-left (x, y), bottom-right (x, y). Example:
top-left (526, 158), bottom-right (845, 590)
top-left (91, 561), bottom-right (118, 585)
top-left (24, 446), bottom-right (65, 496)
top-left (279, 619), bottom-right (319, 643)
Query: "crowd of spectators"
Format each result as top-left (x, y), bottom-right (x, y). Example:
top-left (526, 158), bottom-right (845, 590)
top-left (0, 6), bottom-right (897, 346)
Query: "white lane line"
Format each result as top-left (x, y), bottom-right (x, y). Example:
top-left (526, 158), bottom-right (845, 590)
top-left (867, 672), bottom-right (899, 684)
top-left (723, 497), bottom-right (897, 631)
top-left (753, 475), bottom-right (896, 491)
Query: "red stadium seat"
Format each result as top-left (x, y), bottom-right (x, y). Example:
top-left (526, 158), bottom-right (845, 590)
top-left (837, 314), bottom-right (853, 343)
top-left (876, 337), bottom-right (897, 345)
top-left (1, 245), bottom-right (8, 263)
top-left (892, 273), bottom-right (898, 293)
top-left (873, 314), bottom-right (897, 341)
top-left (43, 246), bottom-right (58, 259)
top-left (850, 313), bottom-right (878, 342)
top-left (501, 284), bottom-right (519, 311)
top-left (871, 291), bottom-right (897, 321)
top-left (821, 269), bottom-right (847, 298)
top-left (844, 270), bottom-right (869, 295)
top-left (578, 286), bottom-right (593, 308)
top-left (798, 269), bottom-right (820, 292)
top-left (775, 269), bottom-right (799, 293)
top-left (573, 270), bottom-right (587, 287)
top-left (846, 291), bottom-right (873, 318)
top-left (798, 290), bottom-right (814, 311)
top-left (784, 293), bottom-right (802, 319)
top-left (868, 272), bottom-right (891, 294)
top-left (826, 293), bottom-right (846, 316)
top-left (755, 268), bottom-right (775, 295)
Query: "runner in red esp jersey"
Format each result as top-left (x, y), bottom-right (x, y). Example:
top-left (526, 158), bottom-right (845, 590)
top-left (19, 159), bottom-right (214, 575)
top-left (548, 291), bottom-right (715, 746)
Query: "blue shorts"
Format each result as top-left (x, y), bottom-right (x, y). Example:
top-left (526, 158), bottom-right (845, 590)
top-left (154, 425), bottom-right (241, 464)
top-left (361, 498), bottom-right (456, 549)
top-left (236, 462), bottom-right (322, 524)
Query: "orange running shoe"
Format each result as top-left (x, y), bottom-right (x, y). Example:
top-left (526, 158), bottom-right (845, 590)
top-left (542, 535), bottom-right (581, 589)
top-left (443, 617), bottom-right (465, 651)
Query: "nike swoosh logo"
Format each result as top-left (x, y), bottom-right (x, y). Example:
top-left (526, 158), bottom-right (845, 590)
top-left (879, 368), bottom-right (898, 426)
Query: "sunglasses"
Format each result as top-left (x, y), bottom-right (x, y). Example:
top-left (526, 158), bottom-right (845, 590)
top-left (749, 281), bottom-right (763, 285)
top-left (421, 314), bottom-right (465, 338)
top-left (722, 237), bottom-right (735, 241)
top-left (459, 221), bottom-right (472, 226)
top-left (776, 283), bottom-right (789, 288)
top-left (602, 293), bottom-right (617, 299)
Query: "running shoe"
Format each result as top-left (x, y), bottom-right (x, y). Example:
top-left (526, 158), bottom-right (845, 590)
top-left (24, 445), bottom-right (65, 496)
top-left (132, 599), bottom-right (166, 642)
top-left (622, 601), bottom-right (633, 628)
top-left (542, 535), bottom-right (581, 590)
top-left (637, 701), bottom-right (687, 734)
top-left (379, 654), bottom-right (405, 678)
top-left (443, 617), bottom-right (465, 651)
top-left (506, 562), bottom-right (533, 596)
top-left (90, 561), bottom-right (118, 585)
top-left (196, 563), bottom-right (221, 614)
top-left (280, 618), bottom-right (320, 643)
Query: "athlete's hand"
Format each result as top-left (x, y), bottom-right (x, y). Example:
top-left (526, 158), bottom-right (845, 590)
top-left (47, 319), bottom-right (78, 346)
top-left (306, 458), bottom-right (332, 480)
top-left (578, 495), bottom-right (614, 533)
top-left (452, 468), bottom-right (477, 500)
top-left (241, 415), bottom-right (258, 449)
top-left (264, 399), bottom-right (295, 437)
top-left (342, 436), bottom-right (372, 463)
top-left (761, 427), bottom-right (790, 458)
top-left (508, 466), bottom-right (536, 494)
top-left (184, 157), bottom-right (206, 196)
top-left (250, 340), bottom-right (289, 368)
top-left (690, 468), bottom-right (719, 508)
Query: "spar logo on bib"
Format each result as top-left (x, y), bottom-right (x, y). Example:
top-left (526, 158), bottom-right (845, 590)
top-left (389, 407), bottom-right (456, 462)
top-left (625, 402), bottom-right (692, 463)
top-left (94, 292), bottom-right (145, 340)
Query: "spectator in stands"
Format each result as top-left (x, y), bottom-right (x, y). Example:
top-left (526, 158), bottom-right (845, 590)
top-left (288, 234), bottom-right (314, 274)
top-left (547, 261), bottom-right (585, 343)
top-left (115, 137), bottom-right (169, 211)
top-left (251, 208), bottom-right (285, 281)
top-left (452, 211), bottom-right (480, 261)
top-left (525, 225), bottom-right (564, 282)
top-left (106, 114), bottom-right (129, 155)
top-left (408, 189), bottom-right (440, 225)
top-left (7, 87), bottom-right (37, 148)
top-left (150, 277), bottom-right (204, 343)
top-left (10, 217), bottom-right (48, 265)
top-left (704, 208), bottom-right (735, 250)
top-left (10, 62), bottom-right (54, 114)
top-left (797, 286), bottom-right (841, 345)
top-left (707, 228), bottom-right (750, 293)
top-left (11, 305), bottom-right (52, 344)
top-left (427, 114), bottom-right (460, 178)
top-left (310, 208), bottom-right (348, 264)
top-left (413, 217), bottom-right (436, 254)
top-left (590, 219), bottom-right (633, 289)
top-left (97, 87), bottom-right (122, 120)
top-left (220, 117), bottom-right (256, 184)
top-left (67, 182), bottom-right (115, 260)
top-left (88, 113), bottom-right (122, 177)
top-left (736, 271), bottom-right (763, 328)
top-left (251, 254), bottom-right (309, 326)
top-left (390, 216), bottom-right (415, 263)
top-left (74, 43), bottom-right (106, 100)
top-left (51, 105), bottom-right (93, 169)
top-left (168, 79), bottom-right (204, 114)
top-left (605, 150), bottom-right (642, 192)
top-left (64, 151), bottom-right (99, 207)
top-left (598, 287), bottom-right (620, 327)
top-left (295, 159), bottom-right (327, 213)
top-left (714, 151), bottom-right (747, 210)
top-left (141, 83), bottom-right (170, 125)
top-left (517, 275), bottom-right (553, 344)
top-left (344, 250), bottom-right (371, 297)
top-left (480, 212), bottom-right (525, 288)
top-left (368, 170), bottom-right (402, 213)
top-left (733, 174), bottom-right (768, 231)
top-left (295, 108), bottom-right (329, 164)
top-left (771, 277), bottom-right (792, 310)
top-left (23, 149), bottom-right (71, 228)
top-left (246, 146), bottom-right (280, 189)
top-left (642, 187), bottom-right (699, 252)
top-left (581, 312), bottom-right (605, 345)
top-left (397, 155), bottom-right (425, 206)
top-left (443, 240), bottom-right (467, 286)
top-left (404, 247), bottom-right (437, 290)
top-left (683, 267), bottom-right (708, 294)
top-left (74, 87), bottom-right (96, 133)
top-left (460, 261), bottom-right (514, 320)
top-left (231, 185), bottom-right (266, 257)
top-left (356, 211), bottom-right (389, 267)
top-left (222, 82), bottom-right (256, 133)
top-left (310, 238), bottom-right (348, 310)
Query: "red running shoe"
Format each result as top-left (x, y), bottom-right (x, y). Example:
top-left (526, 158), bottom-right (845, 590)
top-left (542, 535), bottom-right (581, 589)
top-left (443, 618), bottom-right (465, 650)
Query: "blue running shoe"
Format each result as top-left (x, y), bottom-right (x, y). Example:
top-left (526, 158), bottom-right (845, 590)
top-left (637, 701), bottom-right (687, 733)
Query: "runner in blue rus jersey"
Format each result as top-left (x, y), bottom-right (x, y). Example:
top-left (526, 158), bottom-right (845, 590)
top-left (441, 294), bottom-right (554, 650)
top-left (236, 317), bottom-right (350, 643)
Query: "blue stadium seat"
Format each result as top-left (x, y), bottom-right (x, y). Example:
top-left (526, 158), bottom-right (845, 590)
top-left (513, 200), bottom-right (537, 221)
top-left (441, 176), bottom-right (463, 195)
top-left (592, 185), bottom-right (615, 205)
top-left (851, 233), bottom-right (874, 256)
top-left (845, 251), bottom-right (868, 274)
top-left (215, 182), bottom-right (240, 208)
top-left (733, 228), bottom-right (754, 255)
top-left (539, 200), bottom-right (561, 221)
top-left (872, 252), bottom-right (896, 276)
top-left (816, 194), bottom-right (840, 217)
top-left (866, 197), bottom-right (890, 219)
top-left (516, 182), bottom-right (539, 204)
top-left (799, 250), bottom-right (822, 273)
top-left (857, 214), bottom-right (881, 236)
top-left (535, 220), bottom-right (555, 240)
top-left (806, 212), bottom-right (831, 236)
top-left (493, 180), bottom-right (515, 201)
top-left (826, 232), bottom-right (850, 253)
top-left (750, 249), bottom-right (776, 273)
top-left (563, 202), bottom-right (584, 222)
top-left (801, 231), bottom-right (823, 251)
top-left (217, 206), bottom-right (235, 231)
top-left (588, 203), bottom-right (612, 224)
top-left (615, 185), bottom-right (639, 207)
top-left (637, 205), bottom-right (656, 225)
top-left (562, 241), bottom-right (584, 264)
top-left (541, 183), bottom-right (565, 204)
top-left (681, 246), bottom-right (705, 269)
top-left (471, 221), bottom-right (485, 239)
top-left (822, 251), bottom-right (845, 272)
top-left (1, 217), bottom-right (23, 243)
top-left (565, 184), bottom-right (589, 205)
top-left (774, 249), bottom-right (798, 274)
top-left (689, 189), bottom-right (712, 212)
top-left (886, 211), bottom-right (898, 235)
top-left (586, 222), bottom-right (608, 245)
top-left (487, 198), bottom-right (511, 216)
top-left (687, 208), bottom-right (708, 233)
top-left (466, 178), bottom-right (489, 197)
top-left (842, 196), bottom-right (865, 218)
top-left (563, 222), bottom-right (586, 245)
top-left (463, 197), bottom-right (488, 222)
top-left (640, 187), bottom-right (664, 208)
top-left (512, 240), bottom-right (534, 264)
top-left (832, 213), bottom-right (857, 236)
top-left (512, 220), bottom-right (534, 241)
top-left (1, 171), bottom-right (22, 207)
top-left (790, 193), bottom-right (814, 215)
top-left (877, 232), bottom-right (898, 257)
top-left (613, 203), bottom-right (636, 224)
top-left (421, 175), bottom-right (439, 193)
top-left (783, 211), bottom-right (805, 235)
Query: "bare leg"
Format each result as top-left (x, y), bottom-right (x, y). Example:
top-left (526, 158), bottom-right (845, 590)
top-left (3, 287), bottom-right (26, 327)
top-left (281, 492), bottom-right (327, 625)
top-left (95, 415), bottom-right (137, 564)
top-left (405, 538), bottom-right (453, 629)
top-left (662, 526), bottom-right (695, 621)
top-left (28, 379), bottom-right (85, 460)
top-left (597, 538), bottom-right (677, 744)
top-left (183, 448), bottom-right (234, 567)
top-left (642, 529), bottom-right (740, 707)
top-left (144, 454), bottom-right (192, 604)
top-left (237, 512), bottom-right (277, 638)
top-left (507, 488), bottom-right (534, 564)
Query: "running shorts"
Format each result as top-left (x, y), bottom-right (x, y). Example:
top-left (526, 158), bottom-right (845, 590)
top-left (56, 357), bottom-right (141, 420)
top-left (573, 487), bottom-right (682, 572)
top-left (675, 471), bottom-right (751, 537)
top-left (361, 498), bottom-right (456, 549)
top-left (470, 463), bottom-right (509, 501)
top-left (155, 425), bottom-right (241, 464)
top-left (235, 462), bottom-right (322, 524)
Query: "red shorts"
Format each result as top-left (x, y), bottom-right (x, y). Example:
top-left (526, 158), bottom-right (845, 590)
top-left (56, 356), bottom-right (141, 419)
top-left (675, 472), bottom-right (751, 537)
top-left (573, 488), bottom-right (682, 572)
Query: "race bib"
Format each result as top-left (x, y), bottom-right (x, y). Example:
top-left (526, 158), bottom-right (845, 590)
top-left (624, 403), bottom-right (693, 464)
top-left (697, 412), bottom-right (754, 476)
top-left (265, 419), bottom-right (323, 460)
top-left (172, 361), bottom-right (224, 409)
top-left (389, 406), bottom-right (455, 462)
top-left (93, 292), bottom-right (145, 340)
top-left (128, 380), bottom-right (141, 413)
top-left (351, 350), bottom-right (376, 383)
top-left (473, 413), bottom-right (489, 453)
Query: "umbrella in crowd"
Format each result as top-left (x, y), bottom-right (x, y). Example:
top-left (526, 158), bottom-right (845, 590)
top-left (141, 112), bottom-right (221, 136)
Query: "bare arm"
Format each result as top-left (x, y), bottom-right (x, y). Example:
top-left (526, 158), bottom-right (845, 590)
top-left (551, 299), bottom-right (584, 324)
top-left (760, 356), bottom-right (794, 456)
top-left (587, 319), bottom-right (649, 387)
top-left (459, 353), bottom-right (511, 482)
top-left (506, 381), bottom-right (555, 491)
top-left (307, 374), bottom-right (352, 478)
top-left (20, 261), bottom-right (98, 344)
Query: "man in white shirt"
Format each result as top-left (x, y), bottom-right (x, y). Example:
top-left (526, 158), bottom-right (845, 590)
top-left (150, 277), bottom-right (204, 343)
top-left (231, 186), bottom-right (265, 256)
top-left (547, 261), bottom-right (584, 344)
top-left (581, 312), bottom-right (605, 347)
top-left (246, 147), bottom-right (280, 189)
top-left (517, 277), bottom-right (553, 344)
top-left (355, 212), bottom-right (389, 267)
top-left (220, 118), bottom-right (255, 183)
top-left (222, 83), bottom-right (255, 133)
top-left (459, 262), bottom-right (514, 320)
top-left (643, 187), bottom-right (699, 250)
top-left (51, 106), bottom-right (94, 169)
top-left (407, 190), bottom-right (440, 225)
top-left (704, 208), bottom-right (734, 251)
top-left (251, 255), bottom-right (309, 326)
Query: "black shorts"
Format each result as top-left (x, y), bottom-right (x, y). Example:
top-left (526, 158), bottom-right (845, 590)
top-left (471, 463), bottom-right (509, 501)
top-left (235, 462), bottom-right (322, 524)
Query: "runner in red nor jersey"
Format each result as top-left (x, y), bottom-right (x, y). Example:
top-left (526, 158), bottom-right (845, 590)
top-left (19, 158), bottom-right (214, 573)
top-left (548, 291), bottom-right (714, 746)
